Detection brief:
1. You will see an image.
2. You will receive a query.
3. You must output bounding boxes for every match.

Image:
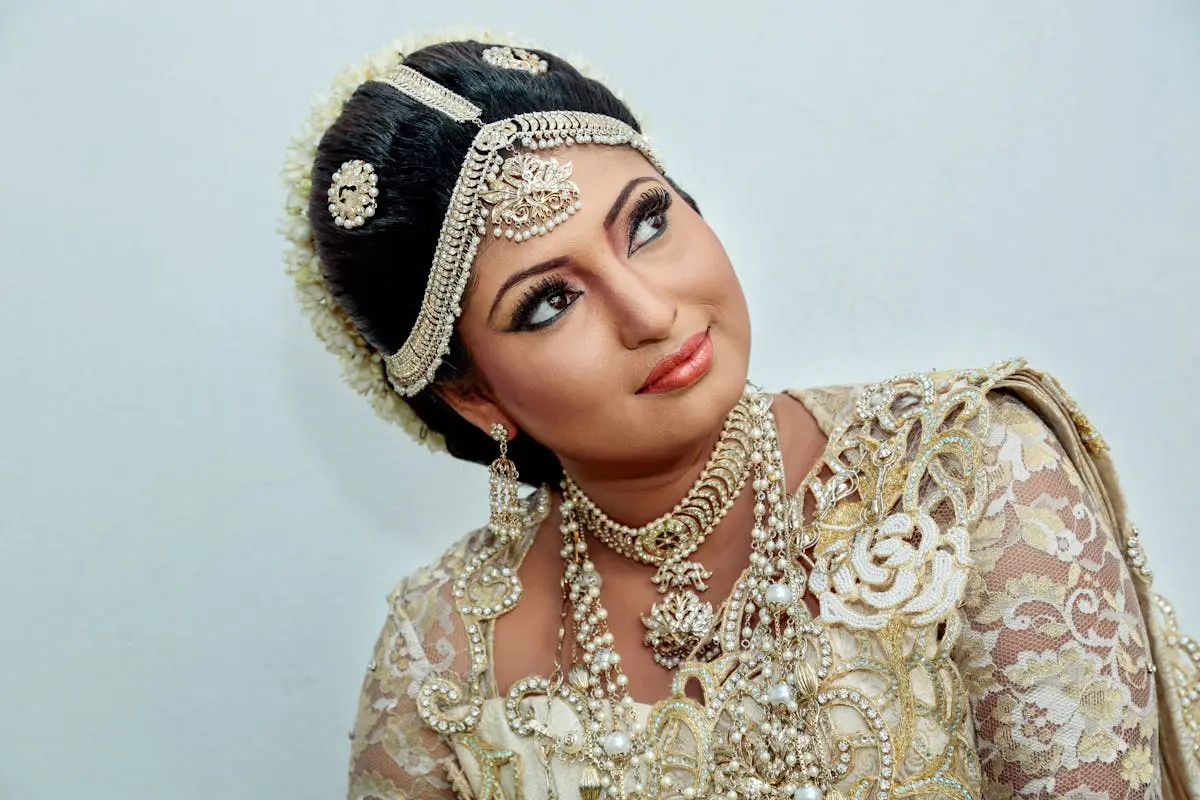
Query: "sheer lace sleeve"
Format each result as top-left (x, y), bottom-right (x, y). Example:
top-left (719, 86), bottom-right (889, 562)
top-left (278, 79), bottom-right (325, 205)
top-left (347, 572), bottom-right (465, 800)
top-left (956, 392), bottom-right (1160, 800)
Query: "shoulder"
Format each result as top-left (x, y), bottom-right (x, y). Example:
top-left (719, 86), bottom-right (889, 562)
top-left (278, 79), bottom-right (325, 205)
top-left (384, 486), bottom-right (551, 644)
top-left (800, 356), bottom-right (1130, 638)
top-left (787, 357), bottom-right (1103, 453)
top-left (387, 525), bottom-right (491, 622)
top-left (787, 356), bottom-right (1033, 431)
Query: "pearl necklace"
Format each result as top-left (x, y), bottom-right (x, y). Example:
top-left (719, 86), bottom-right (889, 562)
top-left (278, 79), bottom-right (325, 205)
top-left (554, 391), bottom-right (837, 800)
top-left (562, 393), bottom-right (756, 667)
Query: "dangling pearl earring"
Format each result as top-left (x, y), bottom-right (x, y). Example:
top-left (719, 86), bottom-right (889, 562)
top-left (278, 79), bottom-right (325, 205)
top-left (487, 423), bottom-right (522, 543)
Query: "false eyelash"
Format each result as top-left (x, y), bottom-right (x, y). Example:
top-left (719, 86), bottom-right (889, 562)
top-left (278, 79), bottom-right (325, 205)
top-left (627, 186), bottom-right (673, 250)
top-left (510, 274), bottom-right (573, 331)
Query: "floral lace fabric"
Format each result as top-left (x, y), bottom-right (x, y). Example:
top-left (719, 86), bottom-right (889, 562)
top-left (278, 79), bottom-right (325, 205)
top-left (956, 392), bottom-right (1159, 799)
top-left (346, 363), bottom-right (1199, 800)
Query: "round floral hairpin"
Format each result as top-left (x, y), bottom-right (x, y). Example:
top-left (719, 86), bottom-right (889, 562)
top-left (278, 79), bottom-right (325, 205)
top-left (327, 159), bottom-right (379, 228)
top-left (481, 46), bottom-right (548, 75)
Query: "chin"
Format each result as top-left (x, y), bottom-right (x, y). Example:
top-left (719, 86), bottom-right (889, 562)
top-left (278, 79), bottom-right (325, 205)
top-left (661, 361), bottom-right (749, 438)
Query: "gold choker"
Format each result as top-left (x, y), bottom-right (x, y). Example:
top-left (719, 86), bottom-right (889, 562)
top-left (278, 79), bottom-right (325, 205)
top-left (561, 392), bottom-right (757, 667)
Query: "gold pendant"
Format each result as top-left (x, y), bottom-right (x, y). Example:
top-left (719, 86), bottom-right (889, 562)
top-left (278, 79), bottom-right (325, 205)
top-left (641, 589), bottom-right (718, 668)
top-left (651, 559), bottom-right (712, 592)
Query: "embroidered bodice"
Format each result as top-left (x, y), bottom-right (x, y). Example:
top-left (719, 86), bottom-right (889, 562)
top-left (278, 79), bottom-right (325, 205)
top-left (347, 361), bottom-right (1200, 800)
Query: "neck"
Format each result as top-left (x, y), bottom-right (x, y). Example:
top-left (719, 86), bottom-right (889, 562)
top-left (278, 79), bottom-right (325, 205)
top-left (558, 415), bottom-right (727, 529)
top-left (557, 391), bottom-right (825, 533)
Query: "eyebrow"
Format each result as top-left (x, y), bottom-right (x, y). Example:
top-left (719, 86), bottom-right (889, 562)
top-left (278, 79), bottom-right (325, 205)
top-left (488, 175), bottom-right (662, 321)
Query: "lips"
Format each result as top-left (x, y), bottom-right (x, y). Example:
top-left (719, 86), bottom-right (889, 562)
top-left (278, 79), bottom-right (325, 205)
top-left (638, 330), bottom-right (713, 394)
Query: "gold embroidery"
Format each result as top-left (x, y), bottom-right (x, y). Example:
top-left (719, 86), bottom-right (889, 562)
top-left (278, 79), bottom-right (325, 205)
top-left (350, 359), bottom-right (1200, 800)
top-left (459, 735), bottom-right (522, 800)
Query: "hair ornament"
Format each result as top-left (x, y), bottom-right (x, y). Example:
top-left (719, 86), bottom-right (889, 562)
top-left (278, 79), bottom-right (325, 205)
top-left (481, 46), bottom-right (548, 75)
top-left (327, 160), bottom-right (379, 228)
top-left (373, 64), bottom-right (483, 122)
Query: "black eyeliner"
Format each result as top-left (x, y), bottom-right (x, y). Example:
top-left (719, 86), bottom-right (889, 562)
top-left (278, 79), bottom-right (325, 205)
top-left (626, 186), bottom-right (672, 252)
top-left (510, 274), bottom-right (573, 331)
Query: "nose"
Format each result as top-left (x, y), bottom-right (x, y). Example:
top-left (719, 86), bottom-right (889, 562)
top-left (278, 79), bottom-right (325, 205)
top-left (608, 267), bottom-right (677, 350)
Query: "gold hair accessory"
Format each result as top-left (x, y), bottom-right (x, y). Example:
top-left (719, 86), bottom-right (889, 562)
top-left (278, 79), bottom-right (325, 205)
top-left (373, 64), bottom-right (482, 122)
top-left (356, 64), bottom-right (665, 396)
top-left (481, 45), bottom-right (548, 75)
top-left (327, 160), bottom-right (379, 228)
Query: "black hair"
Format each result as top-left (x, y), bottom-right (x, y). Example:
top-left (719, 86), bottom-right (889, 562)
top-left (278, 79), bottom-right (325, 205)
top-left (309, 41), bottom-right (694, 486)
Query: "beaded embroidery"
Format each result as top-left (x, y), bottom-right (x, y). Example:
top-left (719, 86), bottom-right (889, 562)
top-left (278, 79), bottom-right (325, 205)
top-left (417, 359), bottom-right (1025, 799)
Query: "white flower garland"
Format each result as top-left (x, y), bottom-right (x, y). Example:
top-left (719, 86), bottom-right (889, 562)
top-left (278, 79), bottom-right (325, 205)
top-left (279, 31), bottom-right (646, 452)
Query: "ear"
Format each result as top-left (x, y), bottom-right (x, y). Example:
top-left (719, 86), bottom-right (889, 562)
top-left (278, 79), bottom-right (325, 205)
top-left (435, 380), bottom-right (518, 441)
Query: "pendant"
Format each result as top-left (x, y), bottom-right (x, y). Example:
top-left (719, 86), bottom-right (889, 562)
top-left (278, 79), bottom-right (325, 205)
top-left (651, 559), bottom-right (712, 593)
top-left (641, 589), bottom-right (719, 668)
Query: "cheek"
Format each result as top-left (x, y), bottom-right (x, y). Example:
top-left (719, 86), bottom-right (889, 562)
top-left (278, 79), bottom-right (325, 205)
top-left (469, 321), bottom-right (618, 433)
top-left (681, 222), bottom-right (746, 309)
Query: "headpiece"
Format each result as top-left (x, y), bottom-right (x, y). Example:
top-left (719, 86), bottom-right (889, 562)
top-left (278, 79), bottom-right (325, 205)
top-left (325, 57), bottom-right (665, 396)
top-left (281, 35), bottom-right (662, 448)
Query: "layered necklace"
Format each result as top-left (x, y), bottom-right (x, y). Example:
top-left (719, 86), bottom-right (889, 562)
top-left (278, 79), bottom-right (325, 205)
top-left (561, 392), bottom-right (757, 668)
top-left (543, 390), bottom-right (836, 800)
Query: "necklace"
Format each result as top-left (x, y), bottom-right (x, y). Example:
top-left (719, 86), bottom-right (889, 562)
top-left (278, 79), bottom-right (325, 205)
top-left (561, 392), bottom-right (757, 667)
top-left (550, 390), bottom-right (837, 799)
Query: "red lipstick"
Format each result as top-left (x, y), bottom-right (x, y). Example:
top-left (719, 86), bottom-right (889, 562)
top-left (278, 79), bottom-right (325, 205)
top-left (638, 330), bottom-right (713, 395)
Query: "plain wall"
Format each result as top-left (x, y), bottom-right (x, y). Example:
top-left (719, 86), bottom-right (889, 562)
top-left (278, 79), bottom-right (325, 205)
top-left (1, 2), bottom-right (1197, 797)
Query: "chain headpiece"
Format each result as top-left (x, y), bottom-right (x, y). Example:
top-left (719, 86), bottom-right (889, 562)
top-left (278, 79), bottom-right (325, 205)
top-left (324, 61), bottom-right (665, 396)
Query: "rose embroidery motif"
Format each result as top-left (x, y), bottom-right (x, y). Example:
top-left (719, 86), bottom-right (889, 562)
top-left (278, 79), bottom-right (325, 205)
top-left (811, 511), bottom-right (971, 630)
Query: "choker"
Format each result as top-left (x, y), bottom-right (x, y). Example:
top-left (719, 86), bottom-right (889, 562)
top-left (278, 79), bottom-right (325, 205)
top-left (561, 392), bottom-right (758, 668)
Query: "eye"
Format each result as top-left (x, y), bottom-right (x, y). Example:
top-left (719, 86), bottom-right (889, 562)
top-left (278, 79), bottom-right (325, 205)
top-left (627, 186), bottom-right (672, 254)
top-left (525, 288), bottom-right (577, 326)
top-left (630, 212), bottom-right (667, 250)
top-left (510, 275), bottom-right (582, 331)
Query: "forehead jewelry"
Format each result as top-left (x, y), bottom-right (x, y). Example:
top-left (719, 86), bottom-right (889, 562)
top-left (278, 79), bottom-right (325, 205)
top-left (324, 59), bottom-right (665, 396)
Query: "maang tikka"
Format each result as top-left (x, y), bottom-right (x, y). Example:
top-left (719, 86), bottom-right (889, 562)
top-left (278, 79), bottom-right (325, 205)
top-left (487, 423), bottom-right (523, 543)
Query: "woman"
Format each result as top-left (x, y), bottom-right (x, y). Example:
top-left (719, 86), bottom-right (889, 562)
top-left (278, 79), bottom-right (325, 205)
top-left (281, 35), bottom-right (1199, 800)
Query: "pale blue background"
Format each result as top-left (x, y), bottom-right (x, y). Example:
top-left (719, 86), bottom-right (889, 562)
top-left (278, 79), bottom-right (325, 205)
top-left (1, 2), bottom-right (1197, 797)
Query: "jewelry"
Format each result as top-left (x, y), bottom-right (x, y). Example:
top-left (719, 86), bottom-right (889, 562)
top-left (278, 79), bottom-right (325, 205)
top-left (713, 392), bottom-right (837, 800)
top-left (545, 390), bottom-right (838, 798)
top-left (326, 160), bottom-right (379, 228)
top-left (1125, 524), bottom-right (1154, 582)
top-left (482, 45), bottom-right (548, 75)
top-left (562, 393), bottom-right (756, 667)
top-left (326, 62), bottom-right (665, 396)
top-left (479, 152), bottom-right (582, 240)
top-left (373, 63), bottom-right (482, 122)
top-left (487, 423), bottom-right (523, 543)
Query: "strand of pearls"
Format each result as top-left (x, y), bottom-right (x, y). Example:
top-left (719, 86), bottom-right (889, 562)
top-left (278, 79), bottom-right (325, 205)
top-left (559, 499), bottom-right (650, 797)
top-left (553, 391), bottom-right (837, 799)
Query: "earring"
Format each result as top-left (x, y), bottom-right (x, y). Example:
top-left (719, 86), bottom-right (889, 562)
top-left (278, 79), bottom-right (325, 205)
top-left (488, 423), bottom-right (522, 543)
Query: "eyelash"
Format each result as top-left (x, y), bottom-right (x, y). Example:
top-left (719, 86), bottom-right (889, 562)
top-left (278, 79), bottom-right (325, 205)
top-left (627, 186), bottom-right (672, 252)
top-left (509, 185), bottom-right (674, 332)
top-left (510, 275), bottom-right (578, 331)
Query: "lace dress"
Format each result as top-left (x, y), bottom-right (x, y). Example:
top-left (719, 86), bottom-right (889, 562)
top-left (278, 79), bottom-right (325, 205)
top-left (347, 360), bottom-right (1200, 800)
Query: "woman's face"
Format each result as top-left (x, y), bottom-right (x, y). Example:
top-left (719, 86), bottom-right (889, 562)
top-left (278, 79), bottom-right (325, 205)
top-left (452, 145), bottom-right (752, 476)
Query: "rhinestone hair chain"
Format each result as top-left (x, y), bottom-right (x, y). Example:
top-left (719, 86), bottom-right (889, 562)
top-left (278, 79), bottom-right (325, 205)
top-left (324, 58), bottom-right (666, 396)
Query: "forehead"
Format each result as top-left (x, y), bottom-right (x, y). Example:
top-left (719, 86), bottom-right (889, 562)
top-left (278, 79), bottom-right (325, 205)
top-left (469, 145), bottom-right (664, 282)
